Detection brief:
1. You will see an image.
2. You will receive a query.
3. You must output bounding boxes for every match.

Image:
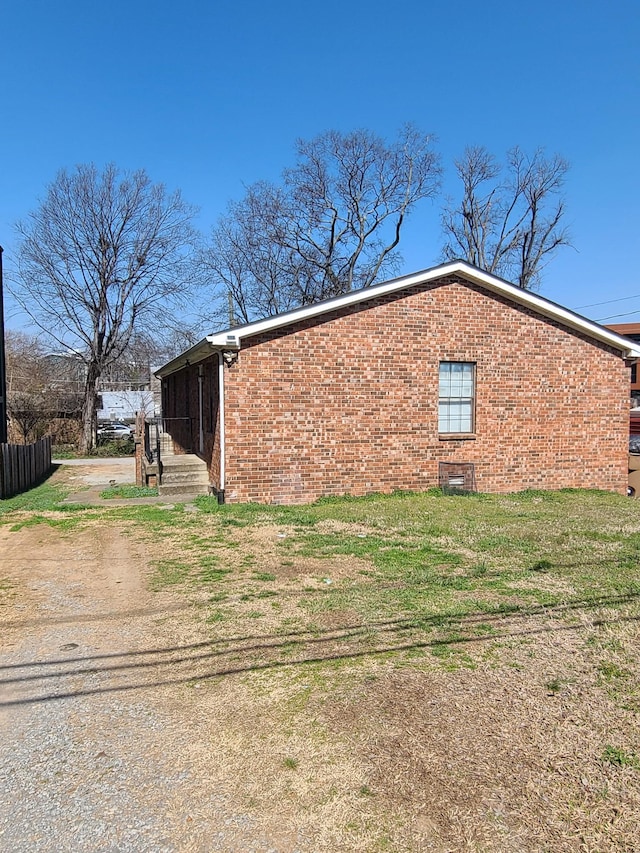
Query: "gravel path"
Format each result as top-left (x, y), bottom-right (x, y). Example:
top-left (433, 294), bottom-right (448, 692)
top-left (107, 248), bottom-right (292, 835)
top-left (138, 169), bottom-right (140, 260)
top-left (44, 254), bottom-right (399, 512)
top-left (0, 521), bottom-right (296, 852)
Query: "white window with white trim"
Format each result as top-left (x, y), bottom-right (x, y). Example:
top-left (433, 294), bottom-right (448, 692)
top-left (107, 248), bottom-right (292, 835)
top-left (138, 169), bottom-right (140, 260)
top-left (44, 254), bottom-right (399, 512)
top-left (438, 362), bottom-right (475, 434)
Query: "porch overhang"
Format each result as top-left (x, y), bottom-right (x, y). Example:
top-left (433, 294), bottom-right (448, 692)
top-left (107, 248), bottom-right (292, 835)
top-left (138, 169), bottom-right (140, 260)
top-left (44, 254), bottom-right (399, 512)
top-left (154, 333), bottom-right (240, 378)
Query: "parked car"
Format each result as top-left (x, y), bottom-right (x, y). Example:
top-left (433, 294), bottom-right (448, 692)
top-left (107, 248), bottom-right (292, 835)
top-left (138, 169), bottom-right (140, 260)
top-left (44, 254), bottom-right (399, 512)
top-left (97, 422), bottom-right (133, 441)
top-left (629, 436), bottom-right (640, 496)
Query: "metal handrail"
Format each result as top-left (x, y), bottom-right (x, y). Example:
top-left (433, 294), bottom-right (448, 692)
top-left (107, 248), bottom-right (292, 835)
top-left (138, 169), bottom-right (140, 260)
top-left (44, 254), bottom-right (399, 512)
top-left (142, 418), bottom-right (163, 485)
top-left (156, 423), bottom-right (162, 486)
top-left (143, 421), bottom-right (154, 464)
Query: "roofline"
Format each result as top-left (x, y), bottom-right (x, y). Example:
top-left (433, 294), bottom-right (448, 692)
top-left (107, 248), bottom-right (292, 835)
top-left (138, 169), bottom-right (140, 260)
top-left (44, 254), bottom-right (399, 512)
top-left (155, 261), bottom-right (640, 376)
top-left (605, 322), bottom-right (640, 333)
top-left (154, 337), bottom-right (218, 378)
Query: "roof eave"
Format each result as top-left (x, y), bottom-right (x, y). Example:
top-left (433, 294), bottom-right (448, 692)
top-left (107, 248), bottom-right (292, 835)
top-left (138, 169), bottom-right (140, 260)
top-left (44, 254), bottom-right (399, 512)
top-left (154, 339), bottom-right (215, 378)
top-left (155, 330), bottom-right (243, 378)
top-left (158, 261), bottom-right (640, 370)
top-left (207, 261), bottom-right (640, 359)
top-left (453, 266), bottom-right (640, 359)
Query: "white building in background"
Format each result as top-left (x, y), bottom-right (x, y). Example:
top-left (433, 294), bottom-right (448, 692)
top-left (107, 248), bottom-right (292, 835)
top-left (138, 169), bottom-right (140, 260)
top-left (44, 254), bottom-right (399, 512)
top-left (97, 389), bottom-right (158, 423)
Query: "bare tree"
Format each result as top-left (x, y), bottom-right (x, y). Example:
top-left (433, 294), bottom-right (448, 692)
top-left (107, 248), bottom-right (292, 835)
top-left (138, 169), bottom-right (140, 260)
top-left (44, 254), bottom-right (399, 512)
top-left (5, 331), bottom-right (51, 443)
top-left (7, 389), bottom-right (48, 444)
top-left (442, 146), bottom-right (570, 289)
top-left (5, 331), bottom-right (45, 395)
top-left (6, 332), bottom-right (44, 443)
top-left (11, 164), bottom-right (202, 452)
top-left (204, 126), bottom-right (441, 323)
top-left (206, 183), bottom-right (308, 325)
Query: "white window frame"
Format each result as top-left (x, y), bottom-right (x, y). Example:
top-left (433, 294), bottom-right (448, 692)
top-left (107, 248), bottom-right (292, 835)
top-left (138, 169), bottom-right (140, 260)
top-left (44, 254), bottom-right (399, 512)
top-left (438, 362), bottom-right (475, 434)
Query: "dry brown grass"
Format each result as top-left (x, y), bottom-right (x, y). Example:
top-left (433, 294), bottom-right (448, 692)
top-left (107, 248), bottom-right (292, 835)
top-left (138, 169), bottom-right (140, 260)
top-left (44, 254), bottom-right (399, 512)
top-left (150, 607), bottom-right (640, 852)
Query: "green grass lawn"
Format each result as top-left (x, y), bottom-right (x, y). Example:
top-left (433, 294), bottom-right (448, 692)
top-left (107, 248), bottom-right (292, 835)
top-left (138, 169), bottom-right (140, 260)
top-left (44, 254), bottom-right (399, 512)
top-left (183, 487), bottom-right (640, 626)
top-left (77, 484), bottom-right (637, 681)
top-left (5, 481), bottom-right (639, 628)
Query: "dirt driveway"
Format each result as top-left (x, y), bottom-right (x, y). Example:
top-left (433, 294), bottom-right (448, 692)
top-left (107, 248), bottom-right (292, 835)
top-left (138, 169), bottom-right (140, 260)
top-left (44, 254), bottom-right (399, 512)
top-left (0, 503), bottom-right (298, 851)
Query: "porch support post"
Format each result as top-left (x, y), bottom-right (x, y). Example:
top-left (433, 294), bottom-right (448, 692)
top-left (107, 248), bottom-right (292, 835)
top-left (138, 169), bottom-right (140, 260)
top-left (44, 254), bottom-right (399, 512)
top-left (198, 364), bottom-right (204, 454)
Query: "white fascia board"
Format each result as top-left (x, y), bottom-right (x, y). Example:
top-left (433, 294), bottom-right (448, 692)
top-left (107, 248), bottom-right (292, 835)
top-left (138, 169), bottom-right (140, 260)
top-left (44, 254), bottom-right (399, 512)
top-left (450, 265), bottom-right (640, 359)
top-left (205, 266), bottom-right (445, 346)
top-left (159, 262), bottom-right (640, 371)
top-left (206, 261), bottom-right (640, 359)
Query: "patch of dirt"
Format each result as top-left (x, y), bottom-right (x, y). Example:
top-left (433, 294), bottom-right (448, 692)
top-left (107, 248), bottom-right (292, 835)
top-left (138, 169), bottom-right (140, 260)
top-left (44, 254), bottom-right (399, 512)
top-left (1, 522), bottom-right (143, 610)
top-left (0, 521), bottom-right (266, 851)
top-left (154, 519), bottom-right (372, 589)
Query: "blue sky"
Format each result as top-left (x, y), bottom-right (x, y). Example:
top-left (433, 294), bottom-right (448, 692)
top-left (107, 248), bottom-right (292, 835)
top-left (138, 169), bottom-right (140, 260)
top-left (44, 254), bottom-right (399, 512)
top-left (1, 0), bottom-right (638, 329)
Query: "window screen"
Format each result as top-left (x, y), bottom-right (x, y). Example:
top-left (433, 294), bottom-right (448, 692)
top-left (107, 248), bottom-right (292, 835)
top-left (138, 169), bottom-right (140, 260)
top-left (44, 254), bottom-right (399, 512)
top-left (438, 362), bottom-right (475, 433)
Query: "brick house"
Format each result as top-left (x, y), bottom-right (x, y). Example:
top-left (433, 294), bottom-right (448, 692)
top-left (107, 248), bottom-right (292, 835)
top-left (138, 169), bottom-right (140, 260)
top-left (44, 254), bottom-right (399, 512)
top-left (156, 261), bottom-right (640, 504)
top-left (605, 323), bottom-right (640, 397)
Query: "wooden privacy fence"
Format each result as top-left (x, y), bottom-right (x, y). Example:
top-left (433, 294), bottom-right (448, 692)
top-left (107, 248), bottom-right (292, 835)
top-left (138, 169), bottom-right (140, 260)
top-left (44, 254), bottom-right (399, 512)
top-left (0, 436), bottom-right (52, 499)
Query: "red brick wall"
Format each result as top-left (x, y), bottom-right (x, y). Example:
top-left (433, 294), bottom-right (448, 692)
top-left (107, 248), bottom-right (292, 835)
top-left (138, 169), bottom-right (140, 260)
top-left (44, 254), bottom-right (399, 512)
top-left (167, 275), bottom-right (630, 504)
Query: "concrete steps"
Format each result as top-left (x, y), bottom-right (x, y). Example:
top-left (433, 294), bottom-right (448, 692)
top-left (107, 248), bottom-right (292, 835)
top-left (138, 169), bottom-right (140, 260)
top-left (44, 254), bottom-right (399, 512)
top-left (159, 453), bottom-right (210, 497)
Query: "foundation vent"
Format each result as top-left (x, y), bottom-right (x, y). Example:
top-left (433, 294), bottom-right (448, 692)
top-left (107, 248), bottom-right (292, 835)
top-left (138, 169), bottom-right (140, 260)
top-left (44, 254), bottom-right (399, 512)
top-left (438, 462), bottom-right (476, 494)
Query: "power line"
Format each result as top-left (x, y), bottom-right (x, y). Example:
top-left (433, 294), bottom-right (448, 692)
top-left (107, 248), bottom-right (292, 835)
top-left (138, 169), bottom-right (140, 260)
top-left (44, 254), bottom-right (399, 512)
top-left (596, 309), bottom-right (640, 322)
top-left (577, 293), bottom-right (640, 309)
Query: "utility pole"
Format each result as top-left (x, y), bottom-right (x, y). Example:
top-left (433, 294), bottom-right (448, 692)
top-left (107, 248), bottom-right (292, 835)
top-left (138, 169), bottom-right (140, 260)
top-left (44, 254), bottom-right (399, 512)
top-left (0, 246), bottom-right (7, 443)
top-left (227, 290), bottom-right (236, 327)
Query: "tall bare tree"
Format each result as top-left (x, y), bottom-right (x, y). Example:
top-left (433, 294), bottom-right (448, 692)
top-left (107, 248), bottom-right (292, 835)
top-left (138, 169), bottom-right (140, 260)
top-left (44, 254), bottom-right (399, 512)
top-left (207, 182), bottom-right (306, 325)
top-left (11, 164), bottom-right (201, 452)
top-left (204, 126), bottom-right (441, 323)
top-left (441, 146), bottom-right (570, 289)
